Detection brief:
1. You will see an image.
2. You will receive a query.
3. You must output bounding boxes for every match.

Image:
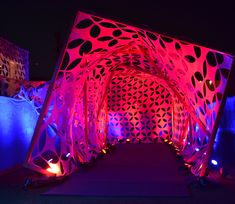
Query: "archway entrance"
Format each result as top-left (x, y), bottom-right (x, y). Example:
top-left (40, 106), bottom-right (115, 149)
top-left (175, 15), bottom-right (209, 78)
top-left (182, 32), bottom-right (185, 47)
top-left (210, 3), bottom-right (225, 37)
top-left (24, 11), bottom-right (234, 181)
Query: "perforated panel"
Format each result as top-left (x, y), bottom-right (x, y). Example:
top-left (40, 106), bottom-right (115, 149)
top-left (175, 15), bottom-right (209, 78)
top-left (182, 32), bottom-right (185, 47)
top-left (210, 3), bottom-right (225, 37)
top-left (108, 75), bottom-right (172, 143)
top-left (0, 38), bottom-right (29, 80)
top-left (172, 98), bottom-right (189, 147)
top-left (25, 11), bottom-right (234, 177)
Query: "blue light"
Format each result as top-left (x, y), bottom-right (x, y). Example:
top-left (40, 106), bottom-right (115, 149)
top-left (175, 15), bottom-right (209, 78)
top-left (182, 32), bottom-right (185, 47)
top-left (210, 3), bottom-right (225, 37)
top-left (211, 159), bottom-right (218, 166)
top-left (0, 96), bottom-right (38, 171)
top-left (219, 96), bottom-right (235, 129)
top-left (208, 101), bottom-right (216, 110)
top-left (195, 123), bottom-right (199, 132)
top-left (108, 119), bottom-right (121, 137)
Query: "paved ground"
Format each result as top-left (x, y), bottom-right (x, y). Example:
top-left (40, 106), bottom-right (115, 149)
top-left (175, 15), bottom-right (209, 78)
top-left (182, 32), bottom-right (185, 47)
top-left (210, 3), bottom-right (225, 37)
top-left (0, 144), bottom-right (235, 204)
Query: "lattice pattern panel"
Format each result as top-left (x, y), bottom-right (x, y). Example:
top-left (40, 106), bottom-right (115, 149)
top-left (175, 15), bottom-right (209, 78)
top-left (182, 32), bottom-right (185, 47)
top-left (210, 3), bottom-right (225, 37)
top-left (86, 67), bottom-right (111, 156)
top-left (172, 98), bottom-right (189, 147)
top-left (0, 54), bottom-right (10, 78)
top-left (0, 38), bottom-right (29, 80)
top-left (96, 97), bottom-right (108, 149)
top-left (25, 11), bottom-right (234, 177)
top-left (108, 75), bottom-right (172, 143)
top-left (172, 98), bottom-right (212, 176)
top-left (0, 56), bottom-right (26, 80)
top-left (29, 83), bottom-right (87, 175)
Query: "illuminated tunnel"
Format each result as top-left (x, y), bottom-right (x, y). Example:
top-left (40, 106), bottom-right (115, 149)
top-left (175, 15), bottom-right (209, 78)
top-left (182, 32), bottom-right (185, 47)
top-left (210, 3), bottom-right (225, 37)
top-left (25, 11), bottom-right (234, 178)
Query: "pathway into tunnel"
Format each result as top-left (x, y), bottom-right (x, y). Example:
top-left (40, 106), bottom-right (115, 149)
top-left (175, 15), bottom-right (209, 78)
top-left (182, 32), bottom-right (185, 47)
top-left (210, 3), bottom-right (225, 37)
top-left (43, 143), bottom-right (190, 196)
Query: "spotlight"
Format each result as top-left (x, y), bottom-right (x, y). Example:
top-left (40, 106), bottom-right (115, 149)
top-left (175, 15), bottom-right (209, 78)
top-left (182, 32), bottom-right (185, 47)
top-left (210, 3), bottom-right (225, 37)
top-left (102, 149), bottom-right (107, 154)
top-left (48, 159), bottom-right (53, 163)
top-left (211, 159), bottom-right (218, 166)
top-left (195, 148), bottom-right (199, 152)
top-left (126, 138), bottom-right (130, 143)
top-left (184, 162), bottom-right (191, 168)
top-left (46, 163), bottom-right (60, 174)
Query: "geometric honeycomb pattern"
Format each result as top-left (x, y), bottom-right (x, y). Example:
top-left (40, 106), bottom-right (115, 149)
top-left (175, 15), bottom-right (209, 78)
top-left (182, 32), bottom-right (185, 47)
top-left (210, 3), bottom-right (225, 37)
top-left (25, 11), bottom-right (234, 177)
top-left (108, 75), bottom-right (172, 144)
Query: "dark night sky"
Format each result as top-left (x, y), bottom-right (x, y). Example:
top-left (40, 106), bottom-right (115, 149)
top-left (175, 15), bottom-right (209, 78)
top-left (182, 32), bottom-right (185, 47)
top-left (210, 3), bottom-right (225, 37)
top-left (0, 0), bottom-right (234, 81)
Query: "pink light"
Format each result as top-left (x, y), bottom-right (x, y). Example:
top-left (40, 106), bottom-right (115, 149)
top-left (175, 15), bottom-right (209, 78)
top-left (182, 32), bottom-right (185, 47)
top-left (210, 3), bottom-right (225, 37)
top-left (25, 11), bottom-right (233, 178)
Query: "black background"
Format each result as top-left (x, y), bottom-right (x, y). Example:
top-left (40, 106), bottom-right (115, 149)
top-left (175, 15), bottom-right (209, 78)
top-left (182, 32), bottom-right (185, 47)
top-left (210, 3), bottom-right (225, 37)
top-left (0, 0), bottom-right (234, 81)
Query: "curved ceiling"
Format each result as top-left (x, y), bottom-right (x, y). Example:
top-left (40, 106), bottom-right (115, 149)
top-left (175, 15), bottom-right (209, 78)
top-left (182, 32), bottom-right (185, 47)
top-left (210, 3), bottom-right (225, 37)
top-left (59, 11), bottom-right (233, 134)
